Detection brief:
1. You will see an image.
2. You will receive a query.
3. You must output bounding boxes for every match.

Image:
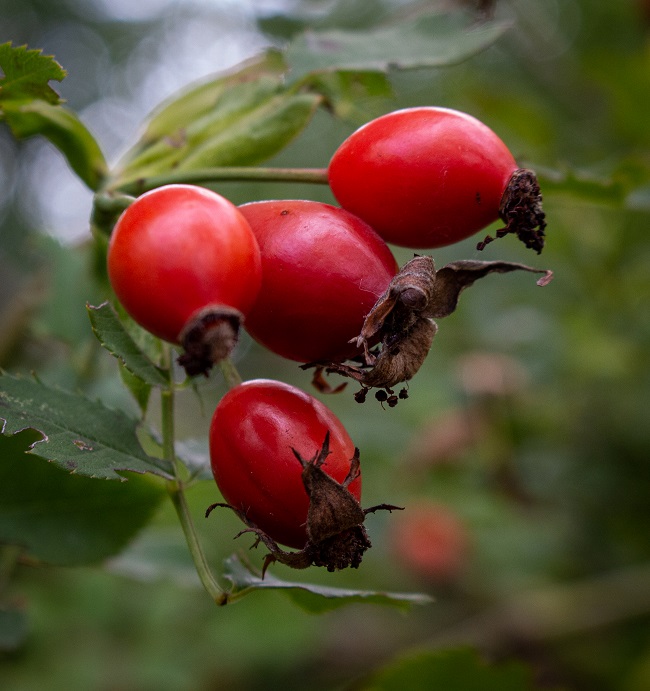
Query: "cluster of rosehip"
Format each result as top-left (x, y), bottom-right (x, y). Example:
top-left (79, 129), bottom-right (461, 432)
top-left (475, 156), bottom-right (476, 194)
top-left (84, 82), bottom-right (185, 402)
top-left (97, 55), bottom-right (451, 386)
top-left (107, 108), bottom-right (550, 574)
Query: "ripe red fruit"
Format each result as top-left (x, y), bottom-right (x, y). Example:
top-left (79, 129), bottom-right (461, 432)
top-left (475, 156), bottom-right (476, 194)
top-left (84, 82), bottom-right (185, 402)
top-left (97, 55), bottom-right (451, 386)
top-left (209, 379), bottom-right (362, 549)
top-left (108, 185), bottom-right (261, 343)
top-left (238, 200), bottom-right (398, 363)
top-left (328, 107), bottom-right (545, 252)
top-left (107, 184), bottom-right (262, 344)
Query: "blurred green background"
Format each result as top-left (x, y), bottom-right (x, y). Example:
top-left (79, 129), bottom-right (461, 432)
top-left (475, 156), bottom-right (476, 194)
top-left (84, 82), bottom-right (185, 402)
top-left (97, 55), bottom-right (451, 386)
top-left (1, 1), bottom-right (650, 689)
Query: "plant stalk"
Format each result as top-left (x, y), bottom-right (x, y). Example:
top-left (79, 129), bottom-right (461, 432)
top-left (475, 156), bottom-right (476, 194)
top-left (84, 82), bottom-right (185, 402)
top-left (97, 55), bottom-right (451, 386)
top-left (111, 166), bottom-right (330, 196)
top-left (219, 358), bottom-right (243, 389)
top-left (160, 356), bottom-right (228, 605)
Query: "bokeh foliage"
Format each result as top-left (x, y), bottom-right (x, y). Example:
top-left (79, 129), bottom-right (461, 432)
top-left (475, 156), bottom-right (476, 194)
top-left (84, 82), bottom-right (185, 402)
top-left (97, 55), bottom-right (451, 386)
top-left (1, 1), bottom-right (650, 689)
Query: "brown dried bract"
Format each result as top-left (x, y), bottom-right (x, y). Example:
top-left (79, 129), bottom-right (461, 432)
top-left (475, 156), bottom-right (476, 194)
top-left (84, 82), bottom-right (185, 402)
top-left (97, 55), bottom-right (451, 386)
top-left (206, 432), bottom-right (402, 575)
top-left (177, 305), bottom-right (242, 377)
top-left (477, 168), bottom-right (547, 254)
top-left (303, 255), bottom-right (553, 402)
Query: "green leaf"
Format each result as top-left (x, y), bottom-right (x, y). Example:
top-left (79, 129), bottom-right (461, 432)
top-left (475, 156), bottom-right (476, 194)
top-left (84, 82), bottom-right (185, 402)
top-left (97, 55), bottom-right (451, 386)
top-left (301, 70), bottom-right (393, 123)
top-left (359, 648), bottom-right (534, 690)
top-left (113, 51), bottom-right (322, 187)
top-left (118, 364), bottom-right (152, 416)
top-left (0, 43), bottom-right (107, 191)
top-left (285, 11), bottom-right (511, 80)
top-left (176, 92), bottom-right (321, 171)
top-left (174, 438), bottom-right (212, 481)
top-left (0, 372), bottom-right (172, 480)
top-left (87, 302), bottom-right (168, 388)
top-left (134, 50), bottom-right (288, 147)
top-left (2, 100), bottom-right (108, 190)
top-left (115, 84), bottom-right (321, 184)
top-left (0, 42), bottom-right (65, 104)
top-left (0, 428), bottom-right (165, 566)
top-left (222, 555), bottom-right (433, 612)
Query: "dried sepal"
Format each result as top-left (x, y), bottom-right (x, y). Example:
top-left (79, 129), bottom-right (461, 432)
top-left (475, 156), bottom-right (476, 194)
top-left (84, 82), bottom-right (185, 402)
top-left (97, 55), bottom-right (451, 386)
top-left (477, 168), bottom-right (547, 253)
top-left (424, 259), bottom-right (554, 319)
top-left (206, 432), bottom-right (402, 575)
top-left (177, 305), bottom-right (242, 377)
top-left (310, 366), bottom-right (348, 394)
top-left (303, 255), bottom-right (553, 402)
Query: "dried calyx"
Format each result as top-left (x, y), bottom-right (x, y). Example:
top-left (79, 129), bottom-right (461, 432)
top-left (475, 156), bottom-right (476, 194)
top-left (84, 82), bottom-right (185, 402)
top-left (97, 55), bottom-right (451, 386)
top-left (477, 168), bottom-right (546, 253)
top-left (177, 305), bottom-right (242, 377)
top-left (206, 432), bottom-right (402, 575)
top-left (304, 255), bottom-right (553, 404)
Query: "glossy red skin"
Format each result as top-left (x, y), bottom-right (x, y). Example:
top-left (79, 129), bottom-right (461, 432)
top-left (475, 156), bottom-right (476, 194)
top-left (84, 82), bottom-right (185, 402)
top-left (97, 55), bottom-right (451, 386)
top-left (107, 184), bottom-right (262, 343)
top-left (209, 379), bottom-right (361, 549)
top-left (238, 200), bottom-right (398, 363)
top-left (328, 107), bottom-right (518, 249)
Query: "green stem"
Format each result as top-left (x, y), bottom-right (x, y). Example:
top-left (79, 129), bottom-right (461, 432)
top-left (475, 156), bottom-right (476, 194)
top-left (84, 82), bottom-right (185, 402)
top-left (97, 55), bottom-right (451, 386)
top-left (111, 166), bottom-right (330, 196)
top-left (219, 358), bottom-right (243, 390)
top-left (161, 354), bottom-right (228, 605)
top-left (93, 192), bottom-right (136, 214)
top-left (91, 192), bottom-right (136, 236)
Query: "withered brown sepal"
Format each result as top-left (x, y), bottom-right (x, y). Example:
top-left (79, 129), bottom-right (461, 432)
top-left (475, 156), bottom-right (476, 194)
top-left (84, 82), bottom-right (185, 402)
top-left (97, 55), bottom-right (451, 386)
top-left (477, 168), bottom-right (546, 254)
top-left (206, 432), bottom-right (402, 575)
top-left (303, 255), bottom-right (553, 402)
top-left (177, 305), bottom-right (242, 377)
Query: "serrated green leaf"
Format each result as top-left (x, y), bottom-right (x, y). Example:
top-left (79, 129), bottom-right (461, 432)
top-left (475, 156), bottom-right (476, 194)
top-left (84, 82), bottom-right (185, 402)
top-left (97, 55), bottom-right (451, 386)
top-left (285, 12), bottom-right (511, 80)
top-left (0, 428), bottom-right (165, 566)
top-left (0, 372), bottom-right (172, 480)
top-left (2, 100), bottom-right (107, 190)
top-left (0, 42), bottom-right (65, 104)
top-left (359, 648), bottom-right (534, 691)
top-left (0, 43), bottom-right (106, 191)
top-left (222, 555), bottom-right (432, 612)
top-left (87, 302), bottom-right (168, 388)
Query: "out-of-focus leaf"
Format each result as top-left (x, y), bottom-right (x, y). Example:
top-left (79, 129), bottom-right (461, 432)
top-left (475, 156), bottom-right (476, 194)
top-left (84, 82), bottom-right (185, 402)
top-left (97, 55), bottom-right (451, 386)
top-left (2, 100), bottom-right (107, 190)
top-left (118, 363), bottom-right (152, 416)
top-left (113, 53), bottom-right (321, 188)
top-left (358, 648), bottom-right (534, 691)
top-left (176, 92), bottom-right (321, 171)
top-left (0, 372), bottom-right (172, 480)
top-left (534, 160), bottom-right (650, 208)
top-left (133, 50), bottom-right (287, 147)
top-left (174, 438), bottom-right (212, 481)
top-left (222, 555), bottom-right (432, 612)
top-left (302, 70), bottom-right (393, 122)
top-left (106, 529), bottom-right (200, 587)
top-left (0, 42), bottom-right (64, 104)
top-left (285, 12), bottom-right (511, 80)
top-left (87, 302), bottom-right (168, 387)
top-left (0, 606), bottom-right (28, 652)
top-left (34, 236), bottom-right (104, 346)
top-left (0, 428), bottom-right (165, 566)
